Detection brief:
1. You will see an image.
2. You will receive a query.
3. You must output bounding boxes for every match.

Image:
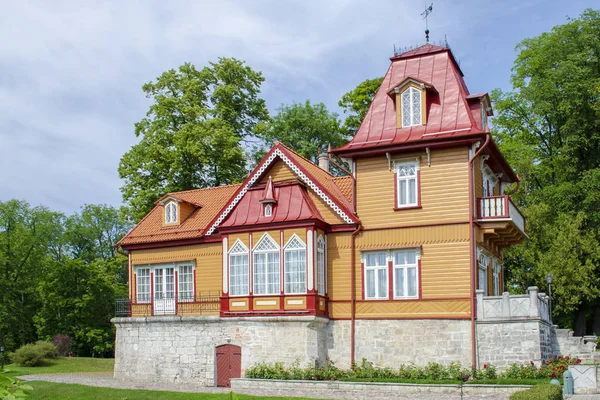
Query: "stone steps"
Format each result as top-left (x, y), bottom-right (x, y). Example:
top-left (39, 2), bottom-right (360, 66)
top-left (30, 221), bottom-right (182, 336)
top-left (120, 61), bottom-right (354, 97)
top-left (554, 328), bottom-right (597, 363)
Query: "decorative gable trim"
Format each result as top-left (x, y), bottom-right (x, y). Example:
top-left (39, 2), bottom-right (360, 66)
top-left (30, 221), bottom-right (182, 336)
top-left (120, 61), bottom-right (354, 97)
top-left (206, 148), bottom-right (355, 235)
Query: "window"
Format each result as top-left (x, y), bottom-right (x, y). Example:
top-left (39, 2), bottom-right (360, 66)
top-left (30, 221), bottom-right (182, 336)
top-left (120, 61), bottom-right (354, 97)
top-left (364, 252), bottom-right (388, 300)
top-left (229, 240), bottom-right (249, 296)
top-left (401, 86), bottom-right (421, 127)
top-left (478, 250), bottom-right (490, 296)
top-left (317, 236), bottom-right (326, 296)
top-left (284, 235), bottom-right (307, 294)
top-left (136, 267), bottom-right (151, 303)
top-left (264, 204), bottom-right (272, 217)
top-left (482, 166), bottom-right (498, 197)
top-left (165, 201), bottom-right (177, 224)
top-left (396, 161), bottom-right (419, 207)
top-left (481, 105), bottom-right (488, 130)
top-left (492, 260), bottom-right (501, 296)
top-left (253, 234), bottom-right (280, 295)
top-left (178, 264), bottom-right (194, 302)
top-left (393, 250), bottom-right (418, 298)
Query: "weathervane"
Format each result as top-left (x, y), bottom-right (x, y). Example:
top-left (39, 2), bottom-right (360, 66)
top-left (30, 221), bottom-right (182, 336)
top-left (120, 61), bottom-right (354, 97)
top-left (421, 3), bottom-right (433, 43)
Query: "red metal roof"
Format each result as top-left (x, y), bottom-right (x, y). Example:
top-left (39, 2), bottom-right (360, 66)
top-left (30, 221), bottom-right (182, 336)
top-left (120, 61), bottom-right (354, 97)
top-left (219, 181), bottom-right (323, 228)
top-left (333, 44), bottom-right (486, 155)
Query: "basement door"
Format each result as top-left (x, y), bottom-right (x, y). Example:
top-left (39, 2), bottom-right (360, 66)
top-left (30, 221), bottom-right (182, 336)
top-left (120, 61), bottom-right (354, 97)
top-left (216, 344), bottom-right (241, 387)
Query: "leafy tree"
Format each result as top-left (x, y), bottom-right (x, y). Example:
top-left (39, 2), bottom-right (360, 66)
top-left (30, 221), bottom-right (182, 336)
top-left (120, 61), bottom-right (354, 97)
top-left (338, 77), bottom-right (383, 135)
top-left (254, 100), bottom-right (347, 164)
top-left (119, 59), bottom-right (269, 221)
top-left (0, 200), bottom-right (63, 350)
top-left (493, 9), bottom-right (600, 334)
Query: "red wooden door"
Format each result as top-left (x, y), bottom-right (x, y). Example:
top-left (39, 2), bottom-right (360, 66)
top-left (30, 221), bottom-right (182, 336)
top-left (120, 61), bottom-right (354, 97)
top-left (216, 344), bottom-right (241, 387)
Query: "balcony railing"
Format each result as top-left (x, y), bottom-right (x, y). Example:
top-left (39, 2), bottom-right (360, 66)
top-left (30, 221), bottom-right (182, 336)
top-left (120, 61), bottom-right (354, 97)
top-left (478, 195), bottom-right (526, 234)
top-left (115, 292), bottom-right (221, 317)
top-left (476, 286), bottom-right (550, 323)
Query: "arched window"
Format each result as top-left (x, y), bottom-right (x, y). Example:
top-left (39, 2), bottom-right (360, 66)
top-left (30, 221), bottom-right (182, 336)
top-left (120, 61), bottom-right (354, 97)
top-left (165, 201), bottom-right (177, 224)
top-left (264, 204), bottom-right (273, 217)
top-left (401, 86), bottom-right (421, 127)
top-left (253, 234), bottom-right (280, 295)
top-left (284, 235), bottom-right (306, 294)
top-left (229, 240), bottom-right (249, 296)
top-left (317, 235), bottom-right (326, 295)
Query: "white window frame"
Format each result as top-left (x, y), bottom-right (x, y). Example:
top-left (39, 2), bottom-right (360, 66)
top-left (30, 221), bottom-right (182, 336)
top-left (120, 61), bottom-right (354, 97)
top-left (284, 234), bottom-right (307, 295)
top-left (363, 251), bottom-right (389, 300)
top-left (482, 165), bottom-right (498, 197)
top-left (481, 103), bottom-right (488, 130)
top-left (229, 239), bottom-right (249, 297)
top-left (392, 249), bottom-right (419, 299)
top-left (264, 204), bottom-right (273, 217)
top-left (492, 259), bottom-right (501, 296)
top-left (477, 249), bottom-right (490, 296)
top-left (317, 235), bottom-right (326, 296)
top-left (395, 159), bottom-right (419, 208)
top-left (135, 267), bottom-right (151, 303)
top-left (401, 86), bottom-right (422, 127)
top-left (165, 201), bottom-right (178, 224)
top-left (252, 233), bottom-right (280, 295)
top-left (177, 263), bottom-right (195, 302)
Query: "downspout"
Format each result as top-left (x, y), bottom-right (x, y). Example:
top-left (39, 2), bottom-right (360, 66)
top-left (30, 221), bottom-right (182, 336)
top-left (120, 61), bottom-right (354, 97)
top-left (468, 133), bottom-right (491, 369)
top-left (350, 223), bottom-right (362, 365)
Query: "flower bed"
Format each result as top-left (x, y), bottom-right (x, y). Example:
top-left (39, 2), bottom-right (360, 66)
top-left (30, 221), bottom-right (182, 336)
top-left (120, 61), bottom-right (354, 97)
top-left (244, 356), bottom-right (581, 384)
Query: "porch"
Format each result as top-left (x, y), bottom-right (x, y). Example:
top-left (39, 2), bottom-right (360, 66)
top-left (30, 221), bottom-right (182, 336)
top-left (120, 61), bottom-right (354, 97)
top-left (115, 293), bottom-right (220, 317)
top-left (476, 286), bottom-right (550, 322)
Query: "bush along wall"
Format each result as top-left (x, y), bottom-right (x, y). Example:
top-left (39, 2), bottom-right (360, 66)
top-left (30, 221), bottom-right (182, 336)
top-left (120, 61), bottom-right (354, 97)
top-left (244, 357), bottom-right (581, 384)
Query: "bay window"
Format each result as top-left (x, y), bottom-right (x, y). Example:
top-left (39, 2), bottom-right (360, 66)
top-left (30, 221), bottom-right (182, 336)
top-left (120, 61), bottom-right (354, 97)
top-left (253, 234), bottom-right (280, 295)
top-left (284, 235), bottom-right (306, 294)
top-left (229, 240), bottom-right (249, 296)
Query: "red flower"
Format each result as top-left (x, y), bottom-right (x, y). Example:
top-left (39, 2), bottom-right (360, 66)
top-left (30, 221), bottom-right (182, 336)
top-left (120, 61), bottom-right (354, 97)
top-left (576, 358), bottom-right (582, 364)
top-left (530, 361), bottom-right (535, 366)
top-left (483, 364), bottom-right (487, 369)
top-left (552, 373), bottom-right (557, 378)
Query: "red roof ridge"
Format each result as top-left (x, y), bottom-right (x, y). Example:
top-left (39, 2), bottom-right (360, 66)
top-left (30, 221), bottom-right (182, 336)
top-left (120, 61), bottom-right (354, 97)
top-left (278, 142), bottom-right (335, 178)
top-left (390, 43), bottom-right (448, 60)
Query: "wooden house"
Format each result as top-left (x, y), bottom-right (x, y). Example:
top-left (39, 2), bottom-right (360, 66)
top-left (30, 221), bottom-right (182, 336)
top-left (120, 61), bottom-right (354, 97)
top-left (114, 44), bottom-right (548, 388)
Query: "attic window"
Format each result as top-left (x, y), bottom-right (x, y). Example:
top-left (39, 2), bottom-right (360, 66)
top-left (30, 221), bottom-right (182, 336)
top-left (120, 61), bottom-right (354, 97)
top-left (481, 104), bottom-right (488, 130)
top-left (165, 201), bottom-right (177, 224)
top-left (264, 204), bottom-right (273, 217)
top-left (401, 87), bottom-right (422, 127)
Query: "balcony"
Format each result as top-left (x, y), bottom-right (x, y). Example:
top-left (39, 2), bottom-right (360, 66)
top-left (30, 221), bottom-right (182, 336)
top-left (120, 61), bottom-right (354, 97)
top-left (477, 196), bottom-right (527, 248)
top-left (115, 293), bottom-right (220, 317)
top-left (476, 286), bottom-right (550, 323)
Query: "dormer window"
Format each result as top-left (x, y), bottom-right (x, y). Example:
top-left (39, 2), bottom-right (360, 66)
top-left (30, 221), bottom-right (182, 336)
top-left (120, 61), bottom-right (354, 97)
top-left (264, 204), bottom-right (272, 217)
top-left (401, 86), bottom-right (422, 127)
top-left (165, 201), bottom-right (177, 224)
top-left (481, 103), bottom-right (488, 130)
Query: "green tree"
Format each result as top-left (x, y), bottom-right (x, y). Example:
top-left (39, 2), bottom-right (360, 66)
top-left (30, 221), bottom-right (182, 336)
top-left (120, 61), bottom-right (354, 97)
top-left (492, 9), bottom-right (600, 334)
top-left (338, 77), bottom-right (383, 135)
top-left (34, 257), bottom-right (126, 357)
top-left (0, 200), bottom-right (64, 350)
top-left (119, 59), bottom-right (269, 221)
top-left (254, 100), bottom-right (347, 164)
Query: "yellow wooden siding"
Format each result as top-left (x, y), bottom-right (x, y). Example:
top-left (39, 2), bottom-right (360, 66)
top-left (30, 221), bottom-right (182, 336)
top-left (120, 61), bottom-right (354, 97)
top-left (251, 230), bottom-right (280, 247)
top-left (284, 228), bottom-right (307, 245)
top-left (328, 299), bottom-right (470, 319)
top-left (259, 160), bottom-right (296, 183)
top-left (420, 241), bottom-right (471, 298)
top-left (307, 190), bottom-right (346, 225)
top-left (327, 232), bottom-right (352, 301)
top-left (474, 157), bottom-right (483, 199)
top-left (229, 233), bottom-right (250, 250)
top-left (356, 148), bottom-right (470, 229)
top-left (179, 203), bottom-right (196, 223)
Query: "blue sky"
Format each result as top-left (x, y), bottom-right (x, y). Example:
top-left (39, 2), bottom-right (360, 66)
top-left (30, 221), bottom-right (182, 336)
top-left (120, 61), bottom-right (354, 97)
top-left (0, 0), bottom-right (592, 215)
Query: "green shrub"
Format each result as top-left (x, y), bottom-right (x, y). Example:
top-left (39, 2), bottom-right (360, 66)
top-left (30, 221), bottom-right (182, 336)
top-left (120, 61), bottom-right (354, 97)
top-left (33, 341), bottom-right (58, 359)
top-left (10, 341), bottom-right (58, 367)
top-left (509, 383), bottom-right (562, 400)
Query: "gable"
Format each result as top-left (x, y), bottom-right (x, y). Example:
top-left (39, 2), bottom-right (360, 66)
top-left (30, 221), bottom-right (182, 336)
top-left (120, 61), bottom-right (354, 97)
top-left (206, 145), bottom-right (357, 235)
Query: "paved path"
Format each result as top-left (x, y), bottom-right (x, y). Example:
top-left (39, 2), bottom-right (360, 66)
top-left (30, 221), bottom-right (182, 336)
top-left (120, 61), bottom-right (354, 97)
top-left (16, 373), bottom-right (600, 400)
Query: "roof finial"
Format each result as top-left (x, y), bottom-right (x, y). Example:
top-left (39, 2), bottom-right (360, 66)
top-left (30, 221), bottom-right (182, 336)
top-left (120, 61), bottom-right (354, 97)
top-left (421, 3), bottom-right (433, 43)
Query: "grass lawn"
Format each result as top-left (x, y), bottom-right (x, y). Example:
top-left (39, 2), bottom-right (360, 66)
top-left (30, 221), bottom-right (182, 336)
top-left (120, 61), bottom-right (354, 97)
top-left (3, 357), bottom-right (114, 377)
top-left (26, 381), bottom-right (318, 400)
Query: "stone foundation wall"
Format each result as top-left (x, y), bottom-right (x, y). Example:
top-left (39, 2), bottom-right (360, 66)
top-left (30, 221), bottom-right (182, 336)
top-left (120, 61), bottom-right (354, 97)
top-left (113, 316), bottom-right (328, 386)
top-left (326, 319), bottom-right (472, 368)
top-left (476, 319), bottom-right (559, 367)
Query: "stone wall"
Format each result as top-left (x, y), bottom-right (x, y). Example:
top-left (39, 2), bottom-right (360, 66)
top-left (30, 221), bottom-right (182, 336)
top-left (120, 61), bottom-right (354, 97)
top-left (326, 319), bottom-right (472, 368)
top-left (113, 316), bottom-right (328, 386)
top-left (476, 319), bottom-right (559, 367)
top-left (231, 378), bottom-right (531, 400)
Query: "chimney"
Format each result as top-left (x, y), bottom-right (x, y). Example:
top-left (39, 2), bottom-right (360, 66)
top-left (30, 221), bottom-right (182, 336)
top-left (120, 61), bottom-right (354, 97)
top-left (318, 153), bottom-right (329, 172)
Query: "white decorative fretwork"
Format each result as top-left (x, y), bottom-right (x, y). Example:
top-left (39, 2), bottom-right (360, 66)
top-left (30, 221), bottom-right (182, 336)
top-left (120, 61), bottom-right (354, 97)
top-left (206, 148), bottom-right (354, 235)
